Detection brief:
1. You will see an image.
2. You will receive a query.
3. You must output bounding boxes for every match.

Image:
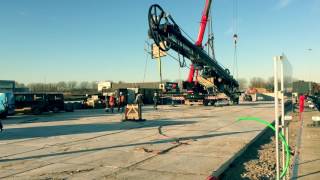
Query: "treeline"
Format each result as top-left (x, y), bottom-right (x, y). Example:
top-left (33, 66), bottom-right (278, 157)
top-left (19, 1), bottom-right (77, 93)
top-left (15, 77), bottom-right (295, 93)
top-left (16, 81), bottom-right (98, 92)
top-left (248, 77), bottom-right (274, 90)
top-left (238, 77), bottom-right (293, 91)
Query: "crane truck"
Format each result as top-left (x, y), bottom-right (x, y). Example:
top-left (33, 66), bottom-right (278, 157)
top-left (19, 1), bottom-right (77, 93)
top-left (148, 0), bottom-right (240, 105)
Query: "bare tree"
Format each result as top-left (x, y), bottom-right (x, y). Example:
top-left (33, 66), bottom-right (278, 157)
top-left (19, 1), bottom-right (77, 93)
top-left (67, 81), bottom-right (77, 90)
top-left (265, 77), bottom-right (274, 91)
top-left (249, 77), bottom-right (266, 88)
top-left (57, 81), bottom-right (67, 92)
top-left (15, 82), bottom-right (26, 88)
top-left (79, 81), bottom-right (90, 90)
top-left (237, 78), bottom-right (248, 91)
top-left (90, 81), bottom-right (98, 90)
top-left (27, 83), bottom-right (57, 92)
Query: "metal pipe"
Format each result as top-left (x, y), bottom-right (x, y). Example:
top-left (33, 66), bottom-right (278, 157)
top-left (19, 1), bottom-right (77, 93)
top-left (274, 56), bottom-right (280, 180)
top-left (280, 57), bottom-right (286, 179)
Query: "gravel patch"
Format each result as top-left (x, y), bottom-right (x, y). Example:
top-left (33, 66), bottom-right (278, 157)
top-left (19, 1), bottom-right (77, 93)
top-left (220, 128), bottom-right (277, 180)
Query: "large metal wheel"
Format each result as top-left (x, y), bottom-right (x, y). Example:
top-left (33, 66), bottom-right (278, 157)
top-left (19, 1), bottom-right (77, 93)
top-left (148, 4), bottom-right (171, 51)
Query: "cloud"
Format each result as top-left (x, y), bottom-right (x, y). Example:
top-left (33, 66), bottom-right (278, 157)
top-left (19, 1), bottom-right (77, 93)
top-left (276, 0), bottom-right (293, 9)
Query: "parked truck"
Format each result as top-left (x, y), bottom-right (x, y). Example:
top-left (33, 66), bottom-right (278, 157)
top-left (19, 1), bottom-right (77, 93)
top-left (14, 92), bottom-right (72, 114)
top-left (0, 93), bottom-right (8, 118)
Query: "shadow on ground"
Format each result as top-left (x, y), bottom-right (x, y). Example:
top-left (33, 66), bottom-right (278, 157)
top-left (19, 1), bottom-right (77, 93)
top-left (0, 119), bottom-right (196, 141)
top-left (2, 110), bottom-right (112, 125)
top-left (0, 130), bottom-right (259, 163)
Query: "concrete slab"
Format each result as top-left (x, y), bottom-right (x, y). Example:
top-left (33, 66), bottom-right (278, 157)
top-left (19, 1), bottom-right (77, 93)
top-left (0, 103), bottom-right (274, 179)
top-left (65, 149), bottom-right (156, 168)
top-left (108, 168), bottom-right (202, 180)
top-left (13, 163), bottom-right (98, 180)
top-left (294, 111), bottom-right (320, 180)
top-left (134, 153), bottom-right (226, 175)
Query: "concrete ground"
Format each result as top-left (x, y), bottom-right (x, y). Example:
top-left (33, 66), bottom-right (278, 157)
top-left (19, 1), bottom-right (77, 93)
top-left (293, 110), bottom-right (320, 179)
top-left (0, 103), bottom-right (274, 180)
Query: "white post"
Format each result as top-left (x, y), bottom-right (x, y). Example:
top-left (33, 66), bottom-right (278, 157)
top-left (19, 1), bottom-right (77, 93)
top-left (280, 57), bottom-right (286, 179)
top-left (274, 56), bottom-right (280, 180)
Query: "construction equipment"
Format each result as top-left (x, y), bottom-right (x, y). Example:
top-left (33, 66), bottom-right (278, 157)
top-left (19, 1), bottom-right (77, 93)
top-left (14, 92), bottom-right (73, 114)
top-left (148, 0), bottom-right (240, 105)
top-left (307, 95), bottom-right (320, 111)
top-left (0, 93), bottom-right (8, 118)
top-left (123, 104), bottom-right (142, 121)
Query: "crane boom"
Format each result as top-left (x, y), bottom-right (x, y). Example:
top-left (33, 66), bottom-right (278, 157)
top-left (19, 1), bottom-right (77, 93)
top-left (148, 3), bottom-right (240, 103)
top-left (195, 0), bottom-right (212, 47)
top-left (188, 0), bottom-right (212, 83)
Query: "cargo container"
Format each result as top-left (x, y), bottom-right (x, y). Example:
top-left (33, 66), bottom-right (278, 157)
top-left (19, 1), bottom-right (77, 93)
top-left (14, 92), bottom-right (70, 114)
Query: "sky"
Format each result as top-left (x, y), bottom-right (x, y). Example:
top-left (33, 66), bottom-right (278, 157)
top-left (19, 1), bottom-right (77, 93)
top-left (0, 0), bottom-right (319, 84)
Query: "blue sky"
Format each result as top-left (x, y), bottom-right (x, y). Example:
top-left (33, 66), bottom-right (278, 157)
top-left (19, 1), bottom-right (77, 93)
top-left (0, 0), bottom-right (319, 83)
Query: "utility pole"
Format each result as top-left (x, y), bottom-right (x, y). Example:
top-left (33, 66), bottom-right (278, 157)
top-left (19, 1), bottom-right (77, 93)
top-left (158, 51), bottom-right (163, 84)
top-left (151, 42), bottom-right (166, 85)
top-left (280, 56), bottom-right (288, 179)
top-left (309, 81), bottom-right (312, 95)
top-left (274, 56), bottom-right (280, 180)
top-left (151, 42), bottom-right (166, 106)
top-left (307, 48), bottom-right (312, 95)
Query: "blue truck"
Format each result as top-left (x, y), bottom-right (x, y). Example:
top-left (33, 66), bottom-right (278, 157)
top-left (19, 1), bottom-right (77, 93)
top-left (0, 92), bottom-right (15, 118)
top-left (0, 93), bottom-right (8, 118)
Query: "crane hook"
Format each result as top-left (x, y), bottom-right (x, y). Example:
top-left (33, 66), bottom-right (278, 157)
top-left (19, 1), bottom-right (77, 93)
top-left (233, 34), bottom-right (238, 45)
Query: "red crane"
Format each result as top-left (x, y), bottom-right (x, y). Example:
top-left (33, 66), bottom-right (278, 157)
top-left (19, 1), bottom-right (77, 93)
top-left (187, 0), bottom-right (213, 83)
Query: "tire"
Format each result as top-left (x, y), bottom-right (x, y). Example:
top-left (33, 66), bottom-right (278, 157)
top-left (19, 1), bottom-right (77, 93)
top-left (0, 111), bottom-right (8, 119)
top-left (65, 104), bottom-right (74, 112)
top-left (32, 107), bottom-right (42, 115)
top-left (53, 107), bottom-right (60, 113)
top-left (229, 97), bottom-right (239, 105)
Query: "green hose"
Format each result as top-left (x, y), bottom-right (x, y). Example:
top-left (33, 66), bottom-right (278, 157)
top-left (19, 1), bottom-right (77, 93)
top-left (237, 117), bottom-right (290, 179)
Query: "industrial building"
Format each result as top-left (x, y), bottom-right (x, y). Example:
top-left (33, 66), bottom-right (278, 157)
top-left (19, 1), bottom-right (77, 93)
top-left (0, 80), bottom-right (15, 92)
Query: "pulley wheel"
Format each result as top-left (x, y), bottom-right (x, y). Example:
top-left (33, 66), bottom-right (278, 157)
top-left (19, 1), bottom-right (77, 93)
top-left (148, 4), bottom-right (170, 51)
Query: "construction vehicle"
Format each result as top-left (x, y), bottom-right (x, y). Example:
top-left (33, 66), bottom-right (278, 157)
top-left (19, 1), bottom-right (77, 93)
top-left (83, 94), bottom-right (106, 109)
top-left (0, 93), bottom-right (8, 118)
top-left (148, 0), bottom-right (240, 105)
top-left (307, 95), bottom-right (320, 111)
top-left (14, 92), bottom-right (72, 114)
top-left (162, 82), bottom-right (180, 94)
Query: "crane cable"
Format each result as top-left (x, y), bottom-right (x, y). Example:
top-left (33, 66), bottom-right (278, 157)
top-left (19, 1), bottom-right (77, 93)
top-left (143, 39), bottom-right (191, 92)
top-left (143, 39), bottom-right (150, 83)
top-left (144, 41), bottom-right (191, 70)
top-left (206, 7), bottom-right (216, 61)
top-left (232, 0), bottom-right (239, 80)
